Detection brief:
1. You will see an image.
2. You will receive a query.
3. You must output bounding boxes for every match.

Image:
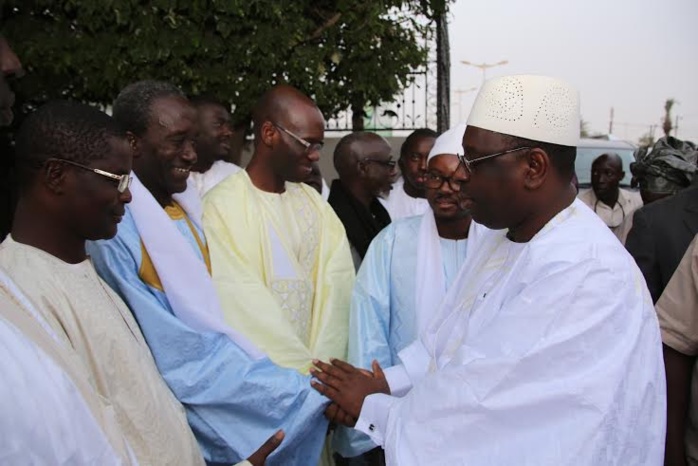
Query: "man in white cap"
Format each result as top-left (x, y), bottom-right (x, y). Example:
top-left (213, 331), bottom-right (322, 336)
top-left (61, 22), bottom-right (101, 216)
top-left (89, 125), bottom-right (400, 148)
top-left (332, 122), bottom-right (474, 464)
top-left (311, 75), bottom-right (666, 465)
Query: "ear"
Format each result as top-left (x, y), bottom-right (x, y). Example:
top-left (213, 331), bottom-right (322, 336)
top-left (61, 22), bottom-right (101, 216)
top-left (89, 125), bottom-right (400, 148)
top-left (523, 148), bottom-right (549, 190)
top-left (43, 159), bottom-right (68, 195)
top-left (126, 131), bottom-right (141, 159)
top-left (619, 170), bottom-right (626, 181)
top-left (260, 121), bottom-right (277, 147)
top-left (357, 159), bottom-right (370, 178)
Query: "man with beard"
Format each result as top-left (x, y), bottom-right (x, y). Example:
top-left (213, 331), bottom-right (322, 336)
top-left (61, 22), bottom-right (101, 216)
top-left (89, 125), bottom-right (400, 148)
top-left (333, 122), bottom-right (473, 465)
top-left (188, 96), bottom-right (241, 197)
top-left (379, 128), bottom-right (437, 220)
top-left (311, 75), bottom-right (664, 465)
top-left (203, 84), bottom-right (354, 373)
top-left (328, 132), bottom-right (396, 268)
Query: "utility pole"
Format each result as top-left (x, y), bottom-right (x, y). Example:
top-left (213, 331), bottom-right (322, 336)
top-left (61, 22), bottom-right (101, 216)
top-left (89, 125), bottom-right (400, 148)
top-left (608, 107), bottom-right (614, 135)
top-left (436, 12), bottom-right (450, 133)
top-left (460, 59), bottom-right (509, 85)
top-left (453, 87), bottom-right (477, 122)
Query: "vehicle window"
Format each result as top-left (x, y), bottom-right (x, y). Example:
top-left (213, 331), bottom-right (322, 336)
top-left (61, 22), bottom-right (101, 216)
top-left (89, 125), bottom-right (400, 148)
top-left (575, 147), bottom-right (635, 188)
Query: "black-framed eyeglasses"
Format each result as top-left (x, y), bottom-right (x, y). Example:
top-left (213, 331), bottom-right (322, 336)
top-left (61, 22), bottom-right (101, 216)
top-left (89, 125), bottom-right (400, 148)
top-left (361, 158), bottom-right (397, 169)
top-left (458, 146), bottom-right (532, 174)
top-left (273, 123), bottom-right (324, 154)
top-left (48, 158), bottom-right (132, 193)
top-left (424, 171), bottom-right (463, 192)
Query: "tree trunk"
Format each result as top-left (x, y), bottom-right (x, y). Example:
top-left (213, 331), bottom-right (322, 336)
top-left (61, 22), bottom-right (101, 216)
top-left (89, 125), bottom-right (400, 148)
top-left (351, 98), bottom-right (365, 132)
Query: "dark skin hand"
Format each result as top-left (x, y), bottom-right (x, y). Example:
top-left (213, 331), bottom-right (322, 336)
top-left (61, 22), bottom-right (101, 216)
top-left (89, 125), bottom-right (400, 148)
top-left (311, 359), bottom-right (390, 423)
top-left (246, 430), bottom-right (285, 466)
top-left (324, 403), bottom-right (357, 428)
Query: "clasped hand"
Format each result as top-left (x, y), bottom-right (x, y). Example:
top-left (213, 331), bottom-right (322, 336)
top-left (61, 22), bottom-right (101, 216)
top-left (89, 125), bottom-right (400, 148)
top-left (310, 358), bottom-right (390, 426)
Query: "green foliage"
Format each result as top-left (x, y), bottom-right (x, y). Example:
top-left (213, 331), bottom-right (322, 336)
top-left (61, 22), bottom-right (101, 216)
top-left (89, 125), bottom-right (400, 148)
top-left (1, 0), bottom-right (450, 124)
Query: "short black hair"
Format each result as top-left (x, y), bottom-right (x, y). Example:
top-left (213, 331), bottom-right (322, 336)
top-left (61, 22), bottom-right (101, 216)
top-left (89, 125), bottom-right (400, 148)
top-left (504, 134), bottom-right (576, 180)
top-left (400, 128), bottom-right (438, 159)
top-left (113, 80), bottom-right (184, 136)
top-left (15, 100), bottom-right (126, 189)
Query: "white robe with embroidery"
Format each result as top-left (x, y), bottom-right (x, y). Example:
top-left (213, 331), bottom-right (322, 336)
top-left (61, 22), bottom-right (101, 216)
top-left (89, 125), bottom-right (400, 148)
top-left (355, 199), bottom-right (666, 465)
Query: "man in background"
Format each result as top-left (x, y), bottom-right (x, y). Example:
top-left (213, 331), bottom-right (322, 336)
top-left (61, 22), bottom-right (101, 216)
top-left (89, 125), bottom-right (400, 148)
top-left (577, 152), bottom-right (643, 241)
top-left (328, 132), bottom-right (395, 268)
top-left (188, 96), bottom-right (241, 197)
top-left (379, 128), bottom-right (437, 220)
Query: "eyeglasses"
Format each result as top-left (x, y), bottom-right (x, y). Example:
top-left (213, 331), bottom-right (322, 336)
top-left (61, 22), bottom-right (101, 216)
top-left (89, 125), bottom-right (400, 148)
top-left (458, 146), bottom-right (532, 174)
top-left (273, 123), bottom-right (324, 154)
top-left (362, 158), bottom-right (397, 169)
top-left (49, 158), bottom-right (132, 193)
top-left (424, 171), bottom-right (463, 192)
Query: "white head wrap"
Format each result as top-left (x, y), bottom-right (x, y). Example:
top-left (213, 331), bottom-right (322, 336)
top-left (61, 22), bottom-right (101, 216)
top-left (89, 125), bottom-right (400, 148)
top-left (427, 122), bottom-right (466, 163)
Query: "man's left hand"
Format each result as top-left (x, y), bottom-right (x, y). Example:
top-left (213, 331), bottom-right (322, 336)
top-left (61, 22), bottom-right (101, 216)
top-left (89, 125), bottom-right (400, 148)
top-left (311, 359), bottom-right (389, 419)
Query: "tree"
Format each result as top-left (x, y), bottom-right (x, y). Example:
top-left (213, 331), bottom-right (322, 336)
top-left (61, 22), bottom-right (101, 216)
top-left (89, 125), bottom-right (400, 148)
top-left (1, 0), bottom-right (450, 127)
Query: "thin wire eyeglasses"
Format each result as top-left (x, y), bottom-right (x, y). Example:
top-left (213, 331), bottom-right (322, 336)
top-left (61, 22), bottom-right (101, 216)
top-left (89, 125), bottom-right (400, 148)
top-left (458, 146), bottom-right (532, 174)
top-left (362, 158), bottom-right (397, 169)
top-left (273, 123), bottom-right (324, 154)
top-left (48, 158), bottom-right (132, 193)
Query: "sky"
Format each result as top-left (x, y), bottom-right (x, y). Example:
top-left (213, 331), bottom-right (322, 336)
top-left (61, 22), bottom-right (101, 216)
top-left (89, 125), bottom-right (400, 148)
top-left (448, 0), bottom-right (698, 144)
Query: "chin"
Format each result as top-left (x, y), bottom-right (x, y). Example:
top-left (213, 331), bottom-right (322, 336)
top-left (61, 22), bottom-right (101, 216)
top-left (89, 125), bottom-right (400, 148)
top-left (170, 181), bottom-right (189, 194)
top-left (87, 226), bottom-right (118, 241)
top-left (470, 211), bottom-right (507, 231)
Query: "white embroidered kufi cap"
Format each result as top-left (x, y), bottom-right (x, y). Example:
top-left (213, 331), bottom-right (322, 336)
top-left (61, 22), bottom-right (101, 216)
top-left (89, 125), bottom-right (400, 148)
top-left (467, 75), bottom-right (580, 147)
top-left (427, 122), bottom-right (466, 163)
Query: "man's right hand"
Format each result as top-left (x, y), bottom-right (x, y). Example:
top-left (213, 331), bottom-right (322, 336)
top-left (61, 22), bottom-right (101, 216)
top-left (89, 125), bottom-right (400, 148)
top-left (246, 430), bottom-right (284, 466)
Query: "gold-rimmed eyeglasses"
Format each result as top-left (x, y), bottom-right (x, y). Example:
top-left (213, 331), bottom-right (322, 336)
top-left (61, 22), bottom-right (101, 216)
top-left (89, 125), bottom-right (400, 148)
top-left (48, 158), bottom-right (132, 193)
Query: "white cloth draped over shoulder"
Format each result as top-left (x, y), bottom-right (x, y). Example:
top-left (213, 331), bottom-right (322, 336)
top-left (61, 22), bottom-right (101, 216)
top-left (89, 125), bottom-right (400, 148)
top-left (355, 199), bottom-right (666, 465)
top-left (334, 211), bottom-right (471, 458)
top-left (379, 178), bottom-right (430, 221)
top-left (128, 174), bottom-right (264, 359)
top-left (0, 268), bottom-right (138, 466)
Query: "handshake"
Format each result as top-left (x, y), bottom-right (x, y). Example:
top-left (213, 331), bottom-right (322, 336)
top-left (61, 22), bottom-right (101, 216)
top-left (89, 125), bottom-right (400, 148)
top-left (310, 358), bottom-right (390, 426)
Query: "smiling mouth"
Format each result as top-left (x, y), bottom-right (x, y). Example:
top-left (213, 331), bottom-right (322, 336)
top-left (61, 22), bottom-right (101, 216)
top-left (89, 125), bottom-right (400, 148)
top-left (173, 167), bottom-right (191, 175)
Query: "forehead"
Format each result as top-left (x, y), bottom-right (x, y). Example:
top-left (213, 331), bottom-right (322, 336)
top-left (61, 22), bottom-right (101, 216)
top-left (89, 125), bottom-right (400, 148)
top-left (281, 102), bottom-right (325, 135)
top-left (404, 135), bottom-right (435, 155)
top-left (148, 96), bottom-right (196, 132)
top-left (428, 154), bottom-right (460, 171)
top-left (592, 156), bottom-right (622, 171)
top-left (361, 138), bottom-right (391, 156)
top-left (462, 126), bottom-right (513, 155)
top-left (92, 136), bottom-right (132, 171)
top-left (198, 103), bottom-right (230, 120)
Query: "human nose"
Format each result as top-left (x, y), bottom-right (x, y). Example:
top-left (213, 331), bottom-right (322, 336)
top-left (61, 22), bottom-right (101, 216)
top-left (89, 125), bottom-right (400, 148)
top-left (307, 147), bottom-right (321, 163)
top-left (417, 156), bottom-right (427, 173)
top-left (120, 187), bottom-right (133, 204)
top-left (1, 39), bottom-right (24, 79)
top-left (183, 139), bottom-right (197, 163)
top-left (455, 160), bottom-right (471, 182)
top-left (220, 122), bottom-right (234, 138)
